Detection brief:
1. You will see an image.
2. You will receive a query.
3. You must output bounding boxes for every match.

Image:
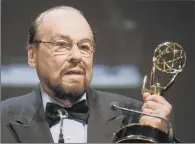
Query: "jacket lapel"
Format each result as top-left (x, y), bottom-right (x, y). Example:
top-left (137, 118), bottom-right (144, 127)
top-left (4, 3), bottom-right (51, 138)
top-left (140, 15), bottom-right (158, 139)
top-left (87, 89), bottom-right (124, 143)
top-left (7, 86), bottom-right (53, 143)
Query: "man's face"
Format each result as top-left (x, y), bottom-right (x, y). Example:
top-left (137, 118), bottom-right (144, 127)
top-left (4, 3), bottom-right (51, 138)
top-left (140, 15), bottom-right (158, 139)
top-left (29, 10), bottom-right (94, 100)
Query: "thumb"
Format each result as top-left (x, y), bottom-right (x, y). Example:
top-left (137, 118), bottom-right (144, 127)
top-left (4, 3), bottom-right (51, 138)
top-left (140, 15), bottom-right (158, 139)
top-left (143, 92), bottom-right (150, 101)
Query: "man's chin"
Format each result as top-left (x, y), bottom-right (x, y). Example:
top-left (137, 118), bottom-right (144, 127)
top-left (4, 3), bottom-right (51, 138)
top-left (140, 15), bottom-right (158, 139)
top-left (62, 83), bottom-right (86, 95)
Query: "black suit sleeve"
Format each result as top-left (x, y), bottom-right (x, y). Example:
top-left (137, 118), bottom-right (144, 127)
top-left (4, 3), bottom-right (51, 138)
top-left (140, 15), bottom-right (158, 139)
top-left (1, 109), bottom-right (18, 143)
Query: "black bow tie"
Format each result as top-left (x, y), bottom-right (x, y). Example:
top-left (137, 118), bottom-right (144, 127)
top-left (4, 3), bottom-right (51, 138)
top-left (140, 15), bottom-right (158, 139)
top-left (45, 100), bottom-right (89, 127)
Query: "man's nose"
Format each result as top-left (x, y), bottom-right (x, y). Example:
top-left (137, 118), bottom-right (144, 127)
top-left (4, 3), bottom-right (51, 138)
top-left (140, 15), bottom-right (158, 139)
top-left (68, 44), bottom-right (82, 63)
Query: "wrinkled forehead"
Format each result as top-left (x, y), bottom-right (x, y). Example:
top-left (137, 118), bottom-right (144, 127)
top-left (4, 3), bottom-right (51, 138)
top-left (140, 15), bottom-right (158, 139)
top-left (37, 9), bottom-right (94, 42)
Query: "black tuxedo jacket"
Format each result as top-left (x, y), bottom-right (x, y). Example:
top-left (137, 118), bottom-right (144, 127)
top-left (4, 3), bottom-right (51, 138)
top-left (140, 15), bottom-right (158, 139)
top-left (1, 85), bottom-right (144, 143)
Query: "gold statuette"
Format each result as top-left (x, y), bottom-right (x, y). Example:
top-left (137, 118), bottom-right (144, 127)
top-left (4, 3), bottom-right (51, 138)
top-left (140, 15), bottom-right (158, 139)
top-left (142, 42), bottom-right (186, 96)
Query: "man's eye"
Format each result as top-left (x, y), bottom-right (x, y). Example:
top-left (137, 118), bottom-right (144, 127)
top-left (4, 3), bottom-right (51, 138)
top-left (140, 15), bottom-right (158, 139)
top-left (55, 42), bottom-right (69, 47)
top-left (79, 45), bottom-right (90, 50)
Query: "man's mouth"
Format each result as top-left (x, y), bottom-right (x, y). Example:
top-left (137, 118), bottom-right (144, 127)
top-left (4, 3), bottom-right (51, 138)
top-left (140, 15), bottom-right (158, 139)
top-left (64, 70), bottom-right (84, 75)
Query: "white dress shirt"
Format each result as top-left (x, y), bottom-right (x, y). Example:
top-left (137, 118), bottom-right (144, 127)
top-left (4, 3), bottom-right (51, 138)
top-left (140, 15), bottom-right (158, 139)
top-left (41, 86), bottom-right (88, 143)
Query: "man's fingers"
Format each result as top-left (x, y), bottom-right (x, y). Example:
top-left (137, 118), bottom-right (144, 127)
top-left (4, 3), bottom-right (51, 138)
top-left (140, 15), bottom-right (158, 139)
top-left (145, 94), bottom-right (166, 103)
top-left (142, 107), bottom-right (170, 118)
top-left (142, 101), bottom-right (162, 111)
top-left (142, 108), bottom-right (153, 115)
top-left (143, 94), bottom-right (172, 110)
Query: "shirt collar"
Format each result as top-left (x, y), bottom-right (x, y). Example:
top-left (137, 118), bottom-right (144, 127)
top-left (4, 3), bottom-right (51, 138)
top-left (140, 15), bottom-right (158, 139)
top-left (40, 86), bottom-right (86, 111)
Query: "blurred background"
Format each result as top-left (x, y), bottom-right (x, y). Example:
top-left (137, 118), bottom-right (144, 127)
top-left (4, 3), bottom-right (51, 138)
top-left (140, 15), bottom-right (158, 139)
top-left (1, 0), bottom-right (195, 142)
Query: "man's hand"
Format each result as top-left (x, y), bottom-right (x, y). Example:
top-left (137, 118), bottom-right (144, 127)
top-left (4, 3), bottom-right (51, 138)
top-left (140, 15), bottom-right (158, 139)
top-left (139, 92), bottom-right (172, 133)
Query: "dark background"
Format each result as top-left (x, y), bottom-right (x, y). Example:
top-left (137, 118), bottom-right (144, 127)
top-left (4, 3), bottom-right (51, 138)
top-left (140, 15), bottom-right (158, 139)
top-left (1, 0), bottom-right (195, 142)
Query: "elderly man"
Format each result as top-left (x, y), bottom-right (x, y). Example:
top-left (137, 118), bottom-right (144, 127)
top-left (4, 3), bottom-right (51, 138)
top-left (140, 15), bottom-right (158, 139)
top-left (1, 6), bottom-right (177, 143)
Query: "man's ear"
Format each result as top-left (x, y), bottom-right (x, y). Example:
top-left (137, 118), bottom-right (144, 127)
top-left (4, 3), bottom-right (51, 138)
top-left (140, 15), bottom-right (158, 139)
top-left (28, 44), bottom-right (37, 68)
